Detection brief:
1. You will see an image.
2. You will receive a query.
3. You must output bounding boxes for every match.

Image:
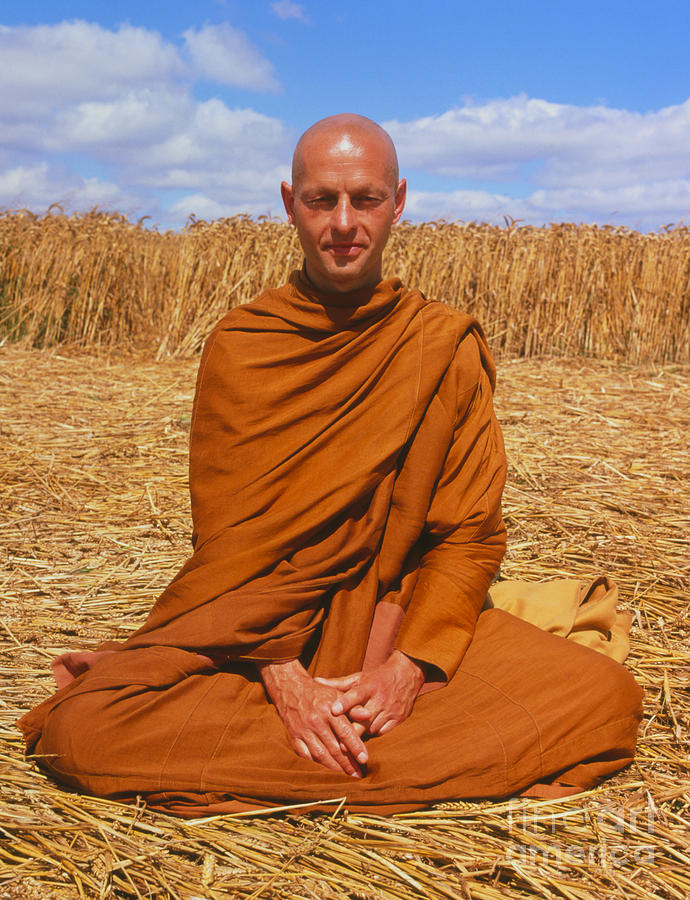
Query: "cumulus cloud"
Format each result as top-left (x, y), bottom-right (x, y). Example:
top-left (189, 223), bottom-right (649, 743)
top-left (0, 162), bottom-right (136, 215)
top-left (403, 189), bottom-right (513, 223)
top-left (0, 20), bottom-right (281, 111)
top-left (53, 89), bottom-right (190, 152)
top-left (182, 24), bottom-right (281, 92)
top-left (385, 96), bottom-right (690, 228)
top-left (168, 189), bottom-right (286, 221)
top-left (385, 96), bottom-right (690, 183)
top-left (271, 2), bottom-right (309, 22)
top-left (0, 21), bottom-right (182, 113)
top-left (405, 180), bottom-right (690, 229)
top-left (0, 20), bottom-right (291, 226)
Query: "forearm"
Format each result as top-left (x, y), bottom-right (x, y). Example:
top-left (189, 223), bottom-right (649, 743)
top-left (395, 354), bottom-right (507, 680)
top-left (395, 528), bottom-right (505, 681)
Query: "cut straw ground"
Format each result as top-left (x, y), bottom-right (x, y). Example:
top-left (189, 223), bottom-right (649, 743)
top-left (1, 347), bottom-right (688, 899)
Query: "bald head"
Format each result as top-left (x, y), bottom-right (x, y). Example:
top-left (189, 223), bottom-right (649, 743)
top-left (291, 114), bottom-right (399, 191)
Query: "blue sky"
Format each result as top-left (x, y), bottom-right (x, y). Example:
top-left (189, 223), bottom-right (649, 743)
top-left (1, 1), bottom-right (689, 230)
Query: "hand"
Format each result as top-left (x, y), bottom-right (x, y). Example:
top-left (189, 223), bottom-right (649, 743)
top-left (257, 658), bottom-right (368, 777)
top-left (316, 650), bottom-right (426, 737)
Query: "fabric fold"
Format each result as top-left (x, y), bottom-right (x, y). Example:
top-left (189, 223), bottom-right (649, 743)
top-left (486, 575), bottom-right (631, 663)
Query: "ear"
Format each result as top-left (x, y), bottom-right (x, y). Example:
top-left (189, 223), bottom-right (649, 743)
top-left (392, 178), bottom-right (406, 224)
top-left (281, 181), bottom-right (296, 224)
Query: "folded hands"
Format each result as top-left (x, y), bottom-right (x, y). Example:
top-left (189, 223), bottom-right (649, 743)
top-left (257, 651), bottom-right (425, 777)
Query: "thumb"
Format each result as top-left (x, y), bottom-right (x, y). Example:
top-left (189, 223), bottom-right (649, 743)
top-left (331, 684), bottom-right (370, 716)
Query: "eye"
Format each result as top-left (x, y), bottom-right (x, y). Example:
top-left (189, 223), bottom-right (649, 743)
top-left (306, 196), bottom-right (335, 209)
top-left (354, 194), bottom-right (383, 209)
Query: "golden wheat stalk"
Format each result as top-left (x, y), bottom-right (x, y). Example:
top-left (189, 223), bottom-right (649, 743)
top-left (1, 210), bottom-right (688, 362)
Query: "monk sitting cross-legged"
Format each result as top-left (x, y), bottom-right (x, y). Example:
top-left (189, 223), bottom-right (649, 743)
top-left (19, 114), bottom-right (643, 815)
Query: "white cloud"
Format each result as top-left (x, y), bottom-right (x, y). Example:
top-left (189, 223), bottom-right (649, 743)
top-left (53, 89), bottom-right (190, 151)
top-left (183, 24), bottom-right (281, 92)
top-left (529, 181), bottom-right (690, 218)
top-left (271, 1), bottom-right (309, 22)
top-left (385, 96), bottom-right (690, 185)
top-left (0, 21), bottom-right (182, 112)
top-left (0, 163), bottom-right (136, 215)
top-left (0, 21), bottom-right (291, 226)
top-left (403, 189), bottom-right (513, 224)
top-left (404, 180), bottom-right (690, 229)
top-left (0, 19), bottom-right (281, 118)
top-left (168, 192), bottom-right (285, 222)
top-left (385, 96), bottom-right (690, 228)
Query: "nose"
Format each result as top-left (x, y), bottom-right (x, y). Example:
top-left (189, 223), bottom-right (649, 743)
top-left (332, 196), bottom-right (356, 233)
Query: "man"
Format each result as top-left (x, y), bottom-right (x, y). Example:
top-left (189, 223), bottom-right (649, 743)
top-left (19, 115), bottom-right (642, 814)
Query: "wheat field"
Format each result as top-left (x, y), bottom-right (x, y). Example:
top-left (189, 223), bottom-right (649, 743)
top-left (1, 209), bottom-right (688, 362)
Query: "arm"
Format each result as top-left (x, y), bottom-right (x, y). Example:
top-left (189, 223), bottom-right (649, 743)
top-left (394, 359), bottom-right (507, 682)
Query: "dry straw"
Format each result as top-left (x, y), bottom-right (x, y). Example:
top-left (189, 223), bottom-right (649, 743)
top-left (1, 210), bottom-right (689, 363)
top-left (1, 347), bottom-right (687, 898)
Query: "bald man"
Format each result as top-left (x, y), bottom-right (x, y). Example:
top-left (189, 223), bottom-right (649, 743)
top-left (19, 115), bottom-right (642, 814)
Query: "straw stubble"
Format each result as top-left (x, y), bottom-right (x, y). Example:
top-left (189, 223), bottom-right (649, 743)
top-left (0, 347), bottom-right (687, 898)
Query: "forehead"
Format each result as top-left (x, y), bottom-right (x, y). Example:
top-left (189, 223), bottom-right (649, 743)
top-left (296, 141), bottom-right (394, 190)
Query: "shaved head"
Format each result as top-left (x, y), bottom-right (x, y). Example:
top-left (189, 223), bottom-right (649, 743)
top-left (291, 113), bottom-right (399, 191)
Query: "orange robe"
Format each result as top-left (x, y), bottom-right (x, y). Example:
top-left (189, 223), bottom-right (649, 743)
top-left (19, 272), bottom-right (642, 815)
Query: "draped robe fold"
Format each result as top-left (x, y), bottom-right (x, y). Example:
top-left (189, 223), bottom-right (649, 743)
top-left (19, 272), bottom-right (643, 815)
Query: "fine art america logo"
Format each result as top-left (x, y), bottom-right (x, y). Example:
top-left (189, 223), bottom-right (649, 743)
top-left (503, 799), bottom-right (656, 868)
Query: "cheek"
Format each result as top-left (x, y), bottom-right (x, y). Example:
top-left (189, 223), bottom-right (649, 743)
top-left (295, 221), bottom-right (321, 247)
top-left (369, 217), bottom-right (393, 245)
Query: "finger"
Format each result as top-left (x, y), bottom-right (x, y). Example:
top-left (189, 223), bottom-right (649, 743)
top-left (304, 732), bottom-right (361, 776)
top-left (309, 716), bottom-right (365, 776)
top-left (331, 714), bottom-right (369, 765)
top-left (376, 718), bottom-right (398, 736)
top-left (314, 673), bottom-right (361, 690)
top-left (348, 703), bottom-right (374, 724)
top-left (293, 738), bottom-right (313, 760)
top-left (367, 707), bottom-right (392, 735)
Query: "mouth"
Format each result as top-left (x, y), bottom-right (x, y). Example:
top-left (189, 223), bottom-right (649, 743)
top-left (325, 243), bottom-right (364, 258)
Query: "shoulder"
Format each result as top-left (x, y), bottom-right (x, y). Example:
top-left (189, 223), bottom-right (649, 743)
top-left (411, 293), bottom-right (493, 377)
top-left (419, 296), bottom-right (480, 336)
top-left (191, 287), bottom-right (278, 398)
top-left (407, 293), bottom-right (497, 401)
top-left (208, 285), bottom-right (281, 335)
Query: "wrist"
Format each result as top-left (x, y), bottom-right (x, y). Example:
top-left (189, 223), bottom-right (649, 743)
top-left (391, 650), bottom-right (426, 689)
top-left (256, 658), bottom-right (305, 694)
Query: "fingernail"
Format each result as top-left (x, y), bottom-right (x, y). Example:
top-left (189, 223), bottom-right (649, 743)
top-left (332, 701), bottom-right (343, 714)
top-left (357, 752), bottom-right (368, 764)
